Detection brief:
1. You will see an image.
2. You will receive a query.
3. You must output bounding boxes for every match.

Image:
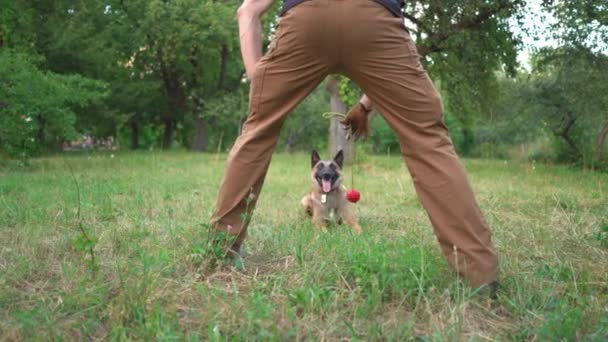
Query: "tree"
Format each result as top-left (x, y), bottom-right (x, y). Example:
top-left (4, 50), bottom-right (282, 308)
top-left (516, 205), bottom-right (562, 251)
top-left (279, 85), bottom-right (330, 154)
top-left (527, 47), bottom-right (608, 167)
top-left (413, 1), bottom-right (524, 153)
top-left (469, 72), bottom-right (541, 159)
top-left (0, 50), bottom-right (106, 159)
top-left (0, 1), bottom-right (107, 159)
top-left (13, 0), bottom-right (245, 151)
top-left (542, 0), bottom-right (608, 165)
top-left (102, 0), bottom-right (242, 150)
top-left (543, 0), bottom-right (608, 51)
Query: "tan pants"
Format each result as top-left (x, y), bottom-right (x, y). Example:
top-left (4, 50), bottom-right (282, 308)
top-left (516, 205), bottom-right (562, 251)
top-left (211, 0), bottom-right (498, 287)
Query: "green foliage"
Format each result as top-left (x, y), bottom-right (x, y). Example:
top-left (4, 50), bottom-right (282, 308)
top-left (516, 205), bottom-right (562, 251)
top-left (457, 45), bottom-right (608, 168)
top-left (197, 88), bottom-right (249, 152)
top-left (468, 72), bottom-right (544, 159)
top-left (404, 0), bottom-right (523, 155)
top-left (3, 0), bottom-right (607, 175)
top-left (0, 50), bottom-right (106, 159)
top-left (99, 0), bottom-right (243, 149)
top-left (537, 299), bottom-right (585, 340)
top-left (279, 85), bottom-right (331, 153)
top-left (337, 76), bottom-right (361, 108)
top-left (66, 160), bottom-right (99, 276)
top-left (3, 0), bottom-right (245, 151)
top-left (544, 0), bottom-right (608, 51)
top-left (368, 116), bottom-right (399, 155)
top-left (70, 234), bottom-right (98, 271)
top-left (527, 47), bottom-right (608, 167)
top-left (341, 237), bottom-right (438, 315)
top-left (596, 221), bottom-right (608, 248)
top-left (442, 110), bottom-right (466, 155)
top-left (0, 0), bottom-right (40, 50)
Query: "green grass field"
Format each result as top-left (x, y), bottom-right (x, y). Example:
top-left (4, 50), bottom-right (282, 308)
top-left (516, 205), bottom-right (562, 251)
top-left (0, 151), bottom-right (607, 340)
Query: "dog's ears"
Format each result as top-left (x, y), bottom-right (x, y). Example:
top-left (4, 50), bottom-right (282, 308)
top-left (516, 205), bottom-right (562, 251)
top-left (311, 150), bottom-right (321, 168)
top-left (334, 150), bottom-right (344, 169)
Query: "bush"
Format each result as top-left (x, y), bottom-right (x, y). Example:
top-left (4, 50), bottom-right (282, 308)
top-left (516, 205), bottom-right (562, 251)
top-left (596, 222), bottom-right (608, 248)
top-left (0, 50), bottom-right (106, 159)
top-left (368, 116), bottom-right (399, 155)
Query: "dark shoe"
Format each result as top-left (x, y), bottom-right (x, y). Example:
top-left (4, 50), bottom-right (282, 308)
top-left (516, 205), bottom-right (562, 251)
top-left (475, 281), bottom-right (499, 300)
top-left (226, 243), bottom-right (242, 259)
top-left (226, 244), bottom-right (245, 269)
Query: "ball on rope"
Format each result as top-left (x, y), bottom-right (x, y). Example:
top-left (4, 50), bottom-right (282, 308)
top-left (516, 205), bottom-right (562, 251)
top-left (346, 189), bottom-right (360, 203)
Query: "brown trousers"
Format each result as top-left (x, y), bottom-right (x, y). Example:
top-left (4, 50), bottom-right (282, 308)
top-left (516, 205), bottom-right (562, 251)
top-left (211, 0), bottom-right (498, 287)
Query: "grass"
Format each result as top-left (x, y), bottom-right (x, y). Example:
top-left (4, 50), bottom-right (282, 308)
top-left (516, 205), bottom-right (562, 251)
top-left (0, 151), bottom-right (607, 340)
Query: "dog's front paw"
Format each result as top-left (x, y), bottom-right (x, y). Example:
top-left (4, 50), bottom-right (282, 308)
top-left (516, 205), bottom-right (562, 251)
top-left (347, 220), bottom-right (363, 234)
top-left (312, 217), bottom-right (326, 228)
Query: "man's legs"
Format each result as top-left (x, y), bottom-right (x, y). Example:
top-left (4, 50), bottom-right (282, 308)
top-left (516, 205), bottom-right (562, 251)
top-left (210, 3), bottom-right (330, 253)
top-left (341, 0), bottom-right (498, 287)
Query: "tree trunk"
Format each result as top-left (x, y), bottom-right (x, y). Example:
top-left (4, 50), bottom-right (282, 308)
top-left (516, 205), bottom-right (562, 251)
top-left (157, 51), bottom-right (186, 151)
top-left (284, 133), bottom-right (298, 153)
top-left (326, 77), bottom-right (353, 162)
top-left (190, 116), bottom-right (208, 152)
top-left (554, 115), bottom-right (579, 157)
top-left (36, 116), bottom-right (47, 147)
top-left (130, 121), bottom-right (140, 150)
top-left (217, 44), bottom-right (228, 90)
top-left (596, 121), bottom-right (608, 161)
top-left (162, 119), bottom-right (174, 150)
top-left (461, 126), bottom-right (474, 156)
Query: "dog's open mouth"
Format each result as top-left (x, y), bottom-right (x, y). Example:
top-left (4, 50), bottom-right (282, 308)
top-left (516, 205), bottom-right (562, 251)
top-left (316, 175), bottom-right (334, 193)
top-left (322, 179), bottom-right (332, 193)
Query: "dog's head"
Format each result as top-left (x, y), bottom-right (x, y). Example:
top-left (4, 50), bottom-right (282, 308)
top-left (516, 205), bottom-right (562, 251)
top-left (310, 150), bottom-right (344, 193)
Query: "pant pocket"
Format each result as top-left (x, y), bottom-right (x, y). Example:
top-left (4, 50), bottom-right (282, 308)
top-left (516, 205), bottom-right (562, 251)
top-left (243, 63), bottom-right (268, 134)
top-left (265, 24), bottom-right (284, 57)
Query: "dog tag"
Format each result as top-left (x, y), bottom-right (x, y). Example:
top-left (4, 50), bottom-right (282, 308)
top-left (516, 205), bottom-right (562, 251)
top-left (321, 194), bottom-right (327, 203)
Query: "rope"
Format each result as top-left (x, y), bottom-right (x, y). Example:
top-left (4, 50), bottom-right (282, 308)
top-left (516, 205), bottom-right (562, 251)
top-left (352, 145), bottom-right (356, 189)
top-left (321, 112), bottom-right (346, 120)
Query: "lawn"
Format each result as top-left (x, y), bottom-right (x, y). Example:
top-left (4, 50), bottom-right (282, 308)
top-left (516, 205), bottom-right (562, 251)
top-left (0, 151), bottom-right (607, 340)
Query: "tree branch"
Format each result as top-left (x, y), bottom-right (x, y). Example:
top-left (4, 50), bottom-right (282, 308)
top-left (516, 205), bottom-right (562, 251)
top-left (552, 113), bottom-right (579, 155)
top-left (417, 0), bottom-right (519, 57)
top-left (402, 12), bottom-right (428, 32)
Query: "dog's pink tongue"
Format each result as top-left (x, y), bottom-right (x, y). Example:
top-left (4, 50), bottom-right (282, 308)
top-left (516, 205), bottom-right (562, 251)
top-left (322, 179), bottom-right (332, 193)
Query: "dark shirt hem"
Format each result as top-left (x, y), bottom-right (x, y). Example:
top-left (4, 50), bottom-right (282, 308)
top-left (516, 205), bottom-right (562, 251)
top-left (280, 0), bottom-right (402, 17)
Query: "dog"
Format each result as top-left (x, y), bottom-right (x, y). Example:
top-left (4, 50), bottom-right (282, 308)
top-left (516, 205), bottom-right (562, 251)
top-left (300, 150), bottom-right (362, 234)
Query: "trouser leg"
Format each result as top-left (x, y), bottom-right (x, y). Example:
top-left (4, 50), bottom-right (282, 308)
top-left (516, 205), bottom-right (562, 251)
top-left (341, 0), bottom-right (498, 287)
top-left (210, 3), bottom-right (329, 250)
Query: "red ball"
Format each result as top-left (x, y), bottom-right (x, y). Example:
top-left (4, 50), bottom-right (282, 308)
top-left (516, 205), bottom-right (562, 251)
top-left (346, 189), bottom-right (360, 203)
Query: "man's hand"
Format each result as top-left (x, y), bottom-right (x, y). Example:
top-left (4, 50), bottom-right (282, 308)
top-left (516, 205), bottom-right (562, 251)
top-left (237, 0), bottom-right (276, 80)
top-left (341, 100), bottom-right (372, 141)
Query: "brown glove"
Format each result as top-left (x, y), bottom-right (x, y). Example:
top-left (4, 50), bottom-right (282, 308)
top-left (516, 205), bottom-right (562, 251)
top-left (341, 102), bottom-right (372, 140)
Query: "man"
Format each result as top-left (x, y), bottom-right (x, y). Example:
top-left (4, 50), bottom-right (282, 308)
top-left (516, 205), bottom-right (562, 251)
top-left (210, 0), bottom-right (498, 292)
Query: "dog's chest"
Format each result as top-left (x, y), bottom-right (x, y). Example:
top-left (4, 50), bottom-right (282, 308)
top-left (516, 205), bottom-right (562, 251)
top-left (316, 192), bottom-right (342, 210)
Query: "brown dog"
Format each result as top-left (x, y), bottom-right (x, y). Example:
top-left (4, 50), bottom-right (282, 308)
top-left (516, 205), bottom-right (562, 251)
top-left (301, 150), bottom-right (362, 234)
